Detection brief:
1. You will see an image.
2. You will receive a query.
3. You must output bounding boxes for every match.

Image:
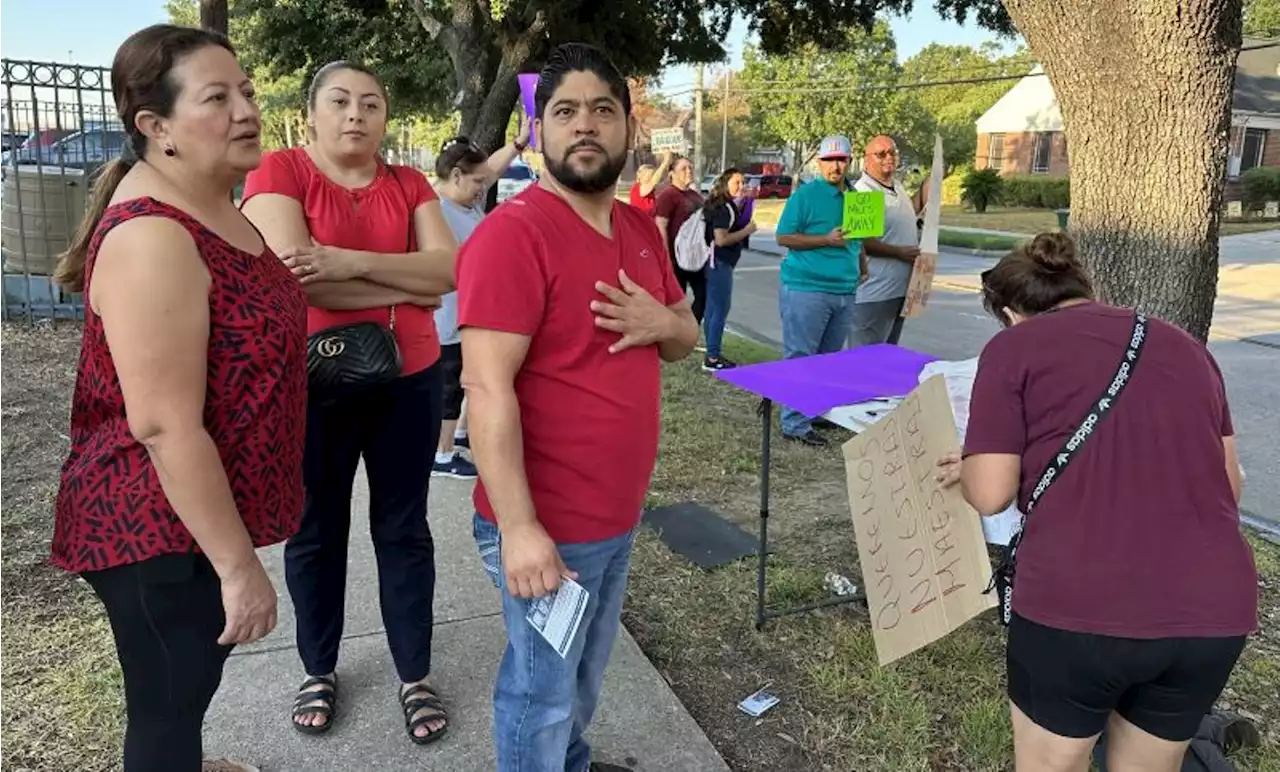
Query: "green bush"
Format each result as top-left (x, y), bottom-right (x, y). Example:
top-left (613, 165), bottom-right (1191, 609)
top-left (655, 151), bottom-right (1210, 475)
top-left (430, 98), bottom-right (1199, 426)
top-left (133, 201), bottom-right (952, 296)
top-left (941, 164), bottom-right (970, 206)
top-left (1240, 167), bottom-right (1280, 210)
top-left (961, 168), bottom-right (1003, 213)
top-left (999, 174), bottom-right (1071, 209)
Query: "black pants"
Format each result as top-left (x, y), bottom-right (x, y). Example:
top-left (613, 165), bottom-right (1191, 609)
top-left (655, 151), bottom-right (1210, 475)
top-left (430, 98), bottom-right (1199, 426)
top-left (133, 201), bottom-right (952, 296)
top-left (285, 364), bottom-right (443, 682)
top-left (83, 553), bottom-right (230, 772)
top-left (674, 262), bottom-right (707, 323)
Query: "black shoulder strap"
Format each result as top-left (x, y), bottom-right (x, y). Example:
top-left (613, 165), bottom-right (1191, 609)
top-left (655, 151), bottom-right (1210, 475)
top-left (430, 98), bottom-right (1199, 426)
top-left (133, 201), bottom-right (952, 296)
top-left (1025, 311), bottom-right (1149, 514)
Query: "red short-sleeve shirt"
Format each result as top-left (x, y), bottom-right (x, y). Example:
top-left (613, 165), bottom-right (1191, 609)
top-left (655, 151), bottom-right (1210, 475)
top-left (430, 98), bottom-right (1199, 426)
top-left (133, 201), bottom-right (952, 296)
top-left (457, 185), bottom-right (684, 543)
top-left (242, 147), bottom-right (442, 374)
top-left (654, 185), bottom-right (702, 258)
top-left (628, 182), bottom-right (656, 217)
top-left (964, 302), bottom-right (1258, 638)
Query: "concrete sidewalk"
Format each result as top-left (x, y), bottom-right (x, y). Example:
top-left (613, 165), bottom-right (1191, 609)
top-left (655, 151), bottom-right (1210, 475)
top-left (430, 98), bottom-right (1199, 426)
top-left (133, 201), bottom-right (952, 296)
top-left (203, 469), bottom-right (729, 772)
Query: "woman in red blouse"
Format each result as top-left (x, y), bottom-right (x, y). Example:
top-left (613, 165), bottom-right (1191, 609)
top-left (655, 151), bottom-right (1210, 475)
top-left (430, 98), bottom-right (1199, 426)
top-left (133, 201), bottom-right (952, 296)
top-left (240, 61), bottom-right (457, 745)
top-left (51, 25), bottom-right (306, 772)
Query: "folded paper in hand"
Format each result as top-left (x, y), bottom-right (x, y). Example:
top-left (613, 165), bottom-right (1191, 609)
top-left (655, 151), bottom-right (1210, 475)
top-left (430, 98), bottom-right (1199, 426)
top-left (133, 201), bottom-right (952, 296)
top-left (526, 577), bottom-right (590, 659)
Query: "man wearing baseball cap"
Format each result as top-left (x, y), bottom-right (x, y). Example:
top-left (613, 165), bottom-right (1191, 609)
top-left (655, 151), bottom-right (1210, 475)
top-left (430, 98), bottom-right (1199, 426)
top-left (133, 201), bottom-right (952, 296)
top-left (774, 135), bottom-right (868, 446)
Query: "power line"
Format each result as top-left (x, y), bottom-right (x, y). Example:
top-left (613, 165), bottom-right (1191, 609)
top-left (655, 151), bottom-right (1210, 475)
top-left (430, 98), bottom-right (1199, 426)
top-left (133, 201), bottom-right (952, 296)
top-left (725, 70), bottom-right (1040, 96)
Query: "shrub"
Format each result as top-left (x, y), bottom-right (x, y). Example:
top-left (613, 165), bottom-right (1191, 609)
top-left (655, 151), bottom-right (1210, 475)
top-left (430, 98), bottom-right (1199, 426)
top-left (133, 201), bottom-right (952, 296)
top-left (999, 174), bottom-right (1071, 209)
top-left (941, 164), bottom-right (969, 206)
top-left (961, 168), bottom-right (1003, 213)
top-left (1240, 167), bottom-right (1280, 210)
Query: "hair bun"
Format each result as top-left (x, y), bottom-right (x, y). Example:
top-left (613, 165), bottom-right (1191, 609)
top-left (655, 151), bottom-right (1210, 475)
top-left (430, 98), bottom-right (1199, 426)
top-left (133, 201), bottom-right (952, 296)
top-left (1026, 232), bottom-right (1078, 274)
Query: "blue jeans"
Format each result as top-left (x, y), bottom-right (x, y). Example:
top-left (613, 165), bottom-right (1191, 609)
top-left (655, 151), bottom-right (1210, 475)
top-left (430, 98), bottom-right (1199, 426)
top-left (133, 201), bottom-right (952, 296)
top-left (702, 259), bottom-right (736, 358)
top-left (474, 514), bottom-right (634, 772)
top-left (778, 284), bottom-right (856, 436)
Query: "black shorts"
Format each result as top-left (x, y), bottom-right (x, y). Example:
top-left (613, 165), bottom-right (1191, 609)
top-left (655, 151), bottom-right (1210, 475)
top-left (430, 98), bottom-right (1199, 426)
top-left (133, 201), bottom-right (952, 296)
top-left (1007, 613), bottom-right (1246, 741)
top-left (439, 343), bottom-right (464, 420)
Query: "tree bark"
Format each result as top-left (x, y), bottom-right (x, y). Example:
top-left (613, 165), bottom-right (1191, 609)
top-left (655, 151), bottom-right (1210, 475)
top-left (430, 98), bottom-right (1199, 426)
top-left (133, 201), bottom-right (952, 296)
top-left (1002, 0), bottom-right (1243, 342)
top-left (200, 0), bottom-right (229, 36)
top-left (414, 1), bottom-right (546, 154)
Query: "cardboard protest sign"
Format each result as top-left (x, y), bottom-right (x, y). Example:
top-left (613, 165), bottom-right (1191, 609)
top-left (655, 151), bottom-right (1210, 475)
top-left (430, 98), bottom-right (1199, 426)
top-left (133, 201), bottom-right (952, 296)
top-left (902, 253), bottom-right (938, 318)
top-left (903, 134), bottom-right (944, 318)
top-left (842, 375), bottom-right (995, 666)
top-left (841, 190), bottom-right (885, 238)
top-left (650, 127), bottom-right (686, 153)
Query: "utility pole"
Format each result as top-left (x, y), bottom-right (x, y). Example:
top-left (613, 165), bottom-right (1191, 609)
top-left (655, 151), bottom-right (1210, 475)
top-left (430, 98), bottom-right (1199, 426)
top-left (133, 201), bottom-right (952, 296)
top-left (720, 69), bottom-right (730, 172)
top-left (693, 64), bottom-right (704, 186)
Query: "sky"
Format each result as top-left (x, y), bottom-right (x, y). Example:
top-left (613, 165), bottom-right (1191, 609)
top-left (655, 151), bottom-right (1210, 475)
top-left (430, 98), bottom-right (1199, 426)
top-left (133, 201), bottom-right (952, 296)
top-left (0, 0), bottom-right (1015, 87)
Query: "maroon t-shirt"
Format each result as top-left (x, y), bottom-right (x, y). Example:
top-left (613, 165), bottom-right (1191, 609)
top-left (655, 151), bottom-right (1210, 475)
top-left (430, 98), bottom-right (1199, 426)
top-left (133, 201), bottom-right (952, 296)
top-left (653, 185), bottom-right (702, 260)
top-left (964, 302), bottom-right (1258, 639)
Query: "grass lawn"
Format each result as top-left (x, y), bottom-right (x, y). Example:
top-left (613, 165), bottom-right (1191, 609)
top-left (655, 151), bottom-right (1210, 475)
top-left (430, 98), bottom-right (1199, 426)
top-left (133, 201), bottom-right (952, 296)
top-left (2, 321), bottom-right (124, 771)
top-left (3, 322), bottom-right (1278, 771)
top-left (626, 332), bottom-right (1280, 771)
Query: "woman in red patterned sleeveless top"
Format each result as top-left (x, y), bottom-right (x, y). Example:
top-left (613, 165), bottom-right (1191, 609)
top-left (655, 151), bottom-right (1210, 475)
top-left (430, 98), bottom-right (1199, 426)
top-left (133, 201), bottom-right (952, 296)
top-left (241, 62), bottom-right (457, 745)
top-left (50, 25), bottom-right (306, 772)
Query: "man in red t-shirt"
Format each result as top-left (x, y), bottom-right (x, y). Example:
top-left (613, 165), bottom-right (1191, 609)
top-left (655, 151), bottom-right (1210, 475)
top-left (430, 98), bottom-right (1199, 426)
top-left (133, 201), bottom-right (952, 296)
top-left (457, 43), bottom-right (698, 771)
top-left (653, 156), bottom-right (707, 322)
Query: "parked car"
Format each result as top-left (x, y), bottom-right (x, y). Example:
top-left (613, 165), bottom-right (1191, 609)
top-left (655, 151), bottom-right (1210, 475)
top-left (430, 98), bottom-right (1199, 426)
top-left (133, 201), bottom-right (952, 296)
top-left (699, 174), bottom-right (717, 194)
top-left (3, 128), bottom-right (127, 175)
top-left (497, 163), bottom-right (536, 202)
top-left (752, 174), bottom-right (794, 198)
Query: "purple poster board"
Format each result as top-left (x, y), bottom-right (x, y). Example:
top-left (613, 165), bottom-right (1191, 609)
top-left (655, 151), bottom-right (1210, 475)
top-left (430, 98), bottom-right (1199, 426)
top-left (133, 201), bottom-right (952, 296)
top-left (518, 73), bottom-right (538, 150)
top-left (715, 344), bottom-right (937, 417)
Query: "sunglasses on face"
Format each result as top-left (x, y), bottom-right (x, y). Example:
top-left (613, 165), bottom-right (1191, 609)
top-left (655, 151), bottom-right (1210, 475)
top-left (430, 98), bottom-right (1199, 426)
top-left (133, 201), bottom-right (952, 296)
top-left (872, 149), bottom-right (899, 160)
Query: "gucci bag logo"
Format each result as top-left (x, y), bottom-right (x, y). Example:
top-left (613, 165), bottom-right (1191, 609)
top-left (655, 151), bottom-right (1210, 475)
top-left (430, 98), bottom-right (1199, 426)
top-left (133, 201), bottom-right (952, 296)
top-left (316, 337), bottom-right (346, 358)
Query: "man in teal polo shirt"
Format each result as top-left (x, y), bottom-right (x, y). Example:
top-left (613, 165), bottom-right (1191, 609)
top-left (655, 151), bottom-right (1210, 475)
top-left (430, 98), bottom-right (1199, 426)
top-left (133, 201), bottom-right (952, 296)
top-left (775, 135), bottom-right (868, 446)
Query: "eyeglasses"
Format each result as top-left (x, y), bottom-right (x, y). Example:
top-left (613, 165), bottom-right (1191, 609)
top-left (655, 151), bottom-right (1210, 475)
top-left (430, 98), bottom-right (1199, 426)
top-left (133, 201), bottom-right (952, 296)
top-left (871, 149), bottom-right (899, 160)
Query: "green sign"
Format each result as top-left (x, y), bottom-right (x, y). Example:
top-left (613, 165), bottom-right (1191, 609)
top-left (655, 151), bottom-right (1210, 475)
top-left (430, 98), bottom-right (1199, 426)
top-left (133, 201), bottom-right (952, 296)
top-left (842, 190), bottom-right (885, 239)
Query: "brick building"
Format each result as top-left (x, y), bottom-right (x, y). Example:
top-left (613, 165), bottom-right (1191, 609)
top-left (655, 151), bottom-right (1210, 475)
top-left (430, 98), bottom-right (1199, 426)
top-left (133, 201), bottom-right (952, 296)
top-left (974, 41), bottom-right (1280, 200)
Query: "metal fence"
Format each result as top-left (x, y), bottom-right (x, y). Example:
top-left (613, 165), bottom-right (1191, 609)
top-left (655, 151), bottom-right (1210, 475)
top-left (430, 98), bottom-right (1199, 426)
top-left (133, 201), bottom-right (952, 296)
top-left (2, 59), bottom-right (118, 322)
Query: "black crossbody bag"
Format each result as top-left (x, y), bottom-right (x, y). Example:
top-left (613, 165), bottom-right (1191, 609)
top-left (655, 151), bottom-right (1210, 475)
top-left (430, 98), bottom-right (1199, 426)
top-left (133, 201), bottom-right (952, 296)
top-left (988, 312), bottom-right (1149, 626)
top-left (306, 167), bottom-right (413, 399)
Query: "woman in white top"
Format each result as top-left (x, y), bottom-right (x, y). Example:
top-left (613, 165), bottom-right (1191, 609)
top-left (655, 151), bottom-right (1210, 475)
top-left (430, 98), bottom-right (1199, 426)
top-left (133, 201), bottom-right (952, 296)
top-left (430, 121), bottom-right (530, 479)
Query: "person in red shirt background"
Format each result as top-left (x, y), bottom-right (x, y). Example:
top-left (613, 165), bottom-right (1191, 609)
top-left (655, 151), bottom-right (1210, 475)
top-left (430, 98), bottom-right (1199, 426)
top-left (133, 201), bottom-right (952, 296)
top-left (51, 25), bottom-right (305, 772)
top-left (241, 61), bottom-right (457, 745)
top-left (653, 155), bottom-right (707, 322)
top-left (938, 233), bottom-right (1257, 772)
top-left (458, 43), bottom-right (698, 771)
top-left (627, 150), bottom-right (670, 216)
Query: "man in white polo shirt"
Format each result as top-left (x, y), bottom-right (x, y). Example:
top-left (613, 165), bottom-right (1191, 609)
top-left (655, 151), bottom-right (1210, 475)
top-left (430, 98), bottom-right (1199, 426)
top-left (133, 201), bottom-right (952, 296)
top-left (848, 134), bottom-right (924, 347)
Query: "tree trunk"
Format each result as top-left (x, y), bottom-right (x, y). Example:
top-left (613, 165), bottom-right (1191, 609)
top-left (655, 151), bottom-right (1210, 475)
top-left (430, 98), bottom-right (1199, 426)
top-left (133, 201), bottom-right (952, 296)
top-left (414, 2), bottom-right (546, 154)
top-left (199, 0), bottom-right (229, 36)
top-left (1003, 0), bottom-right (1243, 342)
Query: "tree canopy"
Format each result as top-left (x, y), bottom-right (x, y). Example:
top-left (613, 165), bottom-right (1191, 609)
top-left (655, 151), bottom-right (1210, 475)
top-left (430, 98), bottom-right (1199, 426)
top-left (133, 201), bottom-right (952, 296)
top-left (736, 21), bottom-right (903, 171)
top-left (900, 43), bottom-right (1030, 170)
top-left (1244, 0), bottom-right (1280, 35)
top-left (232, 0), bottom-right (1019, 151)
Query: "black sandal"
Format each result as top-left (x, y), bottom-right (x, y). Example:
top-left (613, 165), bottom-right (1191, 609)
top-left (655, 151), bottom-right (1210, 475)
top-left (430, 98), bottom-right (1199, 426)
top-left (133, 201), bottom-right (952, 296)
top-left (291, 674), bottom-right (338, 735)
top-left (399, 681), bottom-right (449, 746)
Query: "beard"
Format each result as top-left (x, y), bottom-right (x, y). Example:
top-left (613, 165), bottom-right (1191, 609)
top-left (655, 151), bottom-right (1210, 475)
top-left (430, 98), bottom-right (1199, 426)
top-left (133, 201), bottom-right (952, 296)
top-left (544, 140), bottom-right (627, 194)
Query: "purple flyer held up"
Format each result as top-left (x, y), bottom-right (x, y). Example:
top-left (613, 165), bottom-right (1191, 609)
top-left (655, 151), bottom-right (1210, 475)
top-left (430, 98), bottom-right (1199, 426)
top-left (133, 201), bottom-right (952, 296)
top-left (518, 73), bottom-right (538, 150)
top-left (716, 345), bottom-right (937, 417)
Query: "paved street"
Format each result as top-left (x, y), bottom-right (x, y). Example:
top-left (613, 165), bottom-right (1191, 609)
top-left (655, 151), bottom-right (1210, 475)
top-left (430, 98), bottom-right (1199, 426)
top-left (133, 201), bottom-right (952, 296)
top-left (727, 235), bottom-right (1280, 529)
